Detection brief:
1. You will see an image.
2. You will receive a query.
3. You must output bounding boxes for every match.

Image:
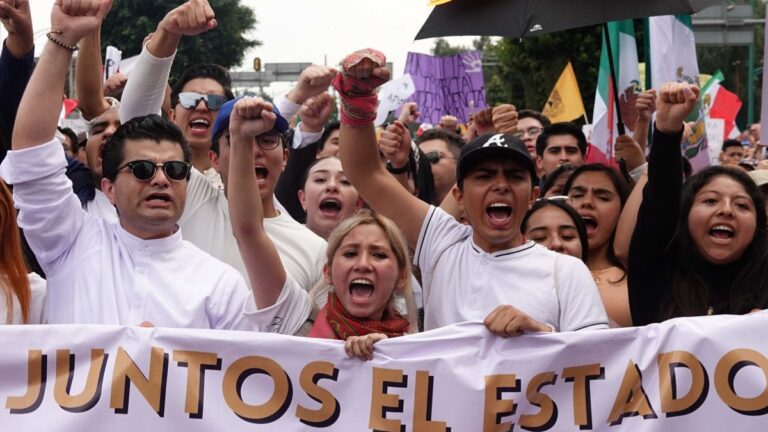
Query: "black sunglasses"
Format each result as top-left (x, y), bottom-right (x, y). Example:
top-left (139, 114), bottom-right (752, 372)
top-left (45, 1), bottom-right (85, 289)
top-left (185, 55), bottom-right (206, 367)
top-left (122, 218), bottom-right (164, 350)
top-left (424, 151), bottom-right (455, 164)
top-left (118, 160), bottom-right (191, 182)
top-left (177, 92), bottom-right (226, 111)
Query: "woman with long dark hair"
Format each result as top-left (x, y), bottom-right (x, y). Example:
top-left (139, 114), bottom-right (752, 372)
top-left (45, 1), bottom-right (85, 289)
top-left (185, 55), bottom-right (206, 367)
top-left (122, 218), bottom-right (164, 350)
top-left (562, 164), bottom-right (631, 327)
top-left (628, 82), bottom-right (768, 325)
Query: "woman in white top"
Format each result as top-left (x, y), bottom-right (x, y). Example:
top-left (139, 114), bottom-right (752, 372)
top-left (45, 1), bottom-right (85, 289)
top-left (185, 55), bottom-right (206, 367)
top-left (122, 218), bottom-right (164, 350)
top-left (0, 181), bottom-right (45, 324)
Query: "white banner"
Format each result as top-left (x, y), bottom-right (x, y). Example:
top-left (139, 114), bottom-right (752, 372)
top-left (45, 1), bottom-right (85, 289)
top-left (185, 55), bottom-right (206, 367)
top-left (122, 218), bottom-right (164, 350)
top-left (2, 314), bottom-right (768, 431)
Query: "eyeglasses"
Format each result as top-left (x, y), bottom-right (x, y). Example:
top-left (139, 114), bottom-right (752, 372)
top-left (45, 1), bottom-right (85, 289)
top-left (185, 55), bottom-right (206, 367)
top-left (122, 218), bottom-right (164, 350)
top-left (177, 92), bottom-right (227, 111)
top-left (513, 127), bottom-right (543, 139)
top-left (536, 195), bottom-right (573, 206)
top-left (117, 160), bottom-right (191, 182)
top-left (223, 132), bottom-right (282, 150)
top-left (424, 151), bottom-right (456, 164)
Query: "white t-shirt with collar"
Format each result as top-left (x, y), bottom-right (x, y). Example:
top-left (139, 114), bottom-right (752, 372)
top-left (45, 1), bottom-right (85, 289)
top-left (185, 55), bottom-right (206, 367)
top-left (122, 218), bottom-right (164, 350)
top-left (180, 168), bottom-right (327, 292)
top-left (0, 140), bottom-right (308, 332)
top-left (415, 206), bottom-right (609, 332)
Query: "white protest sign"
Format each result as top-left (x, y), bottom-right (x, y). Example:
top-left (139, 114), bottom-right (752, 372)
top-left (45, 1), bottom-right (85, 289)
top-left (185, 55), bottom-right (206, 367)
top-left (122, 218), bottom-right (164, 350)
top-left (375, 74), bottom-right (415, 126)
top-left (706, 117), bottom-right (725, 165)
top-left (104, 46), bottom-right (122, 82)
top-left (3, 315), bottom-right (768, 431)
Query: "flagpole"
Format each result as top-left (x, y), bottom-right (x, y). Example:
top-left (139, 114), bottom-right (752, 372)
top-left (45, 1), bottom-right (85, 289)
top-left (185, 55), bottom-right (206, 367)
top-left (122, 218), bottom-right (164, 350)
top-left (602, 23), bottom-right (626, 136)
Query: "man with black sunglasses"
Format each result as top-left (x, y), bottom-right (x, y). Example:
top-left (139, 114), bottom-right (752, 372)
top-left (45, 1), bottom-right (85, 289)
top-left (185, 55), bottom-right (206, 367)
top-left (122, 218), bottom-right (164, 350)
top-left (416, 128), bottom-right (463, 204)
top-left (0, 0), bottom-right (275, 331)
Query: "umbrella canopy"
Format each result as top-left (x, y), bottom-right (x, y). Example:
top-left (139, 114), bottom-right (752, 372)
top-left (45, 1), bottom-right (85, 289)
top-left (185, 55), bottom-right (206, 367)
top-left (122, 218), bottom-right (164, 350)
top-left (416, 0), bottom-right (722, 40)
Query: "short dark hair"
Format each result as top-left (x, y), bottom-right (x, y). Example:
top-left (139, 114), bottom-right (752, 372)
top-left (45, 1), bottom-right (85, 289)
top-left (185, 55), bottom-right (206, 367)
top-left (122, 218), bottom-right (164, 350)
top-left (540, 162), bottom-right (577, 195)
top-left (316, 121), bottom-right (340, 154)
top-left (518, 109), bottom-right (551, 128)
top-left (535, 122), bottom-right (588, 157)
top-left (522, 198), bottom-right (589, 263)
top-left (416, 128), bottom-right (465, 158)
top-left (171, 64), bottom-right (234, 107)
top-left (722, 139), bottom-right (744, 152)
top-left (102, 115), bottom-right (191, 181)
top-left (58, 127), bottom-right (78, 148)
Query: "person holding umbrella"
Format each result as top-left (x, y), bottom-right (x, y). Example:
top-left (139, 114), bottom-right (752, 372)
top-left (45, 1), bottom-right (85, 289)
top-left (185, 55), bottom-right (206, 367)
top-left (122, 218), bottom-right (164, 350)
top-left (335, 49), bottom-right (608, 335)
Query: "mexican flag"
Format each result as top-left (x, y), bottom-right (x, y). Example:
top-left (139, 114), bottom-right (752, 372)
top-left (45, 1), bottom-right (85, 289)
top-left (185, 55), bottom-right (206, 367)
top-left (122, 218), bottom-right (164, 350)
top-left (649, 15), bottom-right (700, 89)
top-left (590, 20), bottom-right (640, 164)
top-left (649, 15), bottom-right (709, 171)
top-left (702, 71), bottom-right (742, 139)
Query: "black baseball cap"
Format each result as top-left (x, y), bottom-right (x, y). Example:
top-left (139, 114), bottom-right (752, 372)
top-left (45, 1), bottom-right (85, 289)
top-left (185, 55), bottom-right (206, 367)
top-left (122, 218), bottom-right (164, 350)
top-left (456, 133), bottom-right (539, 186)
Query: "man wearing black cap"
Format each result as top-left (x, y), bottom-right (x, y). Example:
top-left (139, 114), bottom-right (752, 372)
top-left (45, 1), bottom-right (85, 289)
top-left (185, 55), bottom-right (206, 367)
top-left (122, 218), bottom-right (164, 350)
top-left (336, 49), bottom-right (608, 335)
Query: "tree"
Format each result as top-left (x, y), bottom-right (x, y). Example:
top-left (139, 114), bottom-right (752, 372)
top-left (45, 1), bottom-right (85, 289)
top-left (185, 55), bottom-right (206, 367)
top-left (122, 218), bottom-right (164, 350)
top-left (101, 0), bottom-right (258, 81)
top-left (493, 26), bottom-right (602, 117)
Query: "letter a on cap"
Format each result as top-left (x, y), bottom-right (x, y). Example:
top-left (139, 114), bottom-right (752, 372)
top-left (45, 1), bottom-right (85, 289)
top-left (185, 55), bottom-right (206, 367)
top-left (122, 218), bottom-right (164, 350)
top-left (483, 134), bottom-right (507, 148)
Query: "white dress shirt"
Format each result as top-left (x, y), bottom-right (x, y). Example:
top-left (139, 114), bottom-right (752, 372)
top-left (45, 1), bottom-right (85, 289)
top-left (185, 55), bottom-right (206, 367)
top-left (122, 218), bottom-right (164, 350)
top-left (0, 140), bottom-right (299, 331)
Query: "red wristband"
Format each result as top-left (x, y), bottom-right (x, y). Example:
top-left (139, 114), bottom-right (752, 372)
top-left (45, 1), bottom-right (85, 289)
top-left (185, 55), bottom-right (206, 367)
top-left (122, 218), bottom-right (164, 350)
top-left (332, 49), bottom-right (387, 127)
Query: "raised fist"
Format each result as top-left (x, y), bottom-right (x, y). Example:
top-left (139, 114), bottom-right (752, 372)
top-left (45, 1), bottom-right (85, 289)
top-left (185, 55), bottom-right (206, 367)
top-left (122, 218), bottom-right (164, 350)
top-left (656, 82), bottom-right (700, 134)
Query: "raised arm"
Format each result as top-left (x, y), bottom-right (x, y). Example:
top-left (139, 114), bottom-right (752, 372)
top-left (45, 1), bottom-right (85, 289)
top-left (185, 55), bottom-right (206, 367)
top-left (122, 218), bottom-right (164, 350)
top-left (14, 0), bottom-right (110, 150)
top-left (379, 120), bottom-right (416, 195)
top-left (227, 97), bottom-right (286, 309)
top-left (0, 0), bottom-right (34, 158)
top-left (119, 0), bottom-right (216, 123)
top-left (75, 26), bottom-right (111, 120)
top-left (335, 49), bottom-right (429, 248)
top-left (632, 90), bottom-right (656, 152)
top-left (628, 82), bottom-right (699, 326)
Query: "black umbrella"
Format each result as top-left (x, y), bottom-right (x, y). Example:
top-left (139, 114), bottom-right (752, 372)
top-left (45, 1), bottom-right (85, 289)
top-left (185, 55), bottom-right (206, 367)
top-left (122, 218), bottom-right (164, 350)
top-left (416, 0), bottom-right (721, 134)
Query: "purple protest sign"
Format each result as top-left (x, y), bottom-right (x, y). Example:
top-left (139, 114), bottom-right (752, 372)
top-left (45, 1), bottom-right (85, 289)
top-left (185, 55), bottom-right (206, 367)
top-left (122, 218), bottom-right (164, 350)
top-left (403, 50), bottom-right (487, 124)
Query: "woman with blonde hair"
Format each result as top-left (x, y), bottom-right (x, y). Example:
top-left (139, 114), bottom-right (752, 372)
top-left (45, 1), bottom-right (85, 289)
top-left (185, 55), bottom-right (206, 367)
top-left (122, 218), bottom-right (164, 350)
top-left (0, 181), bottom-right (45, 324)
top-left (226, 97), bottom-right (417, 359)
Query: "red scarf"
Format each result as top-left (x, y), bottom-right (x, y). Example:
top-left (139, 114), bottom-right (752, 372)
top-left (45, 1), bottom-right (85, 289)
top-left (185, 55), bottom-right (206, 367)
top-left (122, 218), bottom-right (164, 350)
top-left (324, 291), bottom-right (409, 340)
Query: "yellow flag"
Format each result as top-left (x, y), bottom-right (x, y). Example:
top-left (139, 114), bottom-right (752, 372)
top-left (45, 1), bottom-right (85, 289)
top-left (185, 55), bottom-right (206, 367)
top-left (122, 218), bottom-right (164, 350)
top-left (428, 0), bottom-right (453, 5)
top-left (542, 62), bottom-right (586, 123)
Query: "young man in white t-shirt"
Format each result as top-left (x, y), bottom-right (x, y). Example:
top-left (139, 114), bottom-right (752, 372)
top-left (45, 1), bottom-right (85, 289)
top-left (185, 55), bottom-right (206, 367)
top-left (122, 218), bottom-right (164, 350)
top-left (336, 49), bottom-right (608, 334)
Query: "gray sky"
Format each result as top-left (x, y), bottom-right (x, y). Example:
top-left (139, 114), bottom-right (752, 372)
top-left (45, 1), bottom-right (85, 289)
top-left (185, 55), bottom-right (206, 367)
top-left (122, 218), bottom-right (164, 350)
top-left (29, 0), bottom-right (476, 93)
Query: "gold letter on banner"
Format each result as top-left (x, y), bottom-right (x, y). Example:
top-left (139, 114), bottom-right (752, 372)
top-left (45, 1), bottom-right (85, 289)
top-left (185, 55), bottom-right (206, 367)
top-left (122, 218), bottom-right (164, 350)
top-left (608, 360), bottom-right (658, 425)
top-left (54, 349), bottom-right (108, 412)
top-left (658, 351), bottom-right (709, 417)
top-left (6, 350), bottom-right (46, 413)
top-left (369, 367), bottom-right (407, 432)
top-left (110, 347), bottom-right (169, 416)
top-left (483, 374), bottom-right (521, 432)
top-left (173, 350), bottom-right (222, 419)
top-left (296, 361), bottom-right (340, 427)
top-left (562, 363), bottom-right (604, 429)
top-left (715, 348), bottom-right (768, 415)
top-left (413, 370), bottom-right (449, 432)
top-left (222, 356), bottom-right (292, 423)
top-left (519, 371), bottom-right (558, 431)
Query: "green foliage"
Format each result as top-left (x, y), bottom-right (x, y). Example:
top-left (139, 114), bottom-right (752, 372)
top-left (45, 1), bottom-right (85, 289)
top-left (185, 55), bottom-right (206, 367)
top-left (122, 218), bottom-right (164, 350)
top-left (101, 0), bottom-right (258, 82)
top-left (493, 26), bottom-right (602, 116)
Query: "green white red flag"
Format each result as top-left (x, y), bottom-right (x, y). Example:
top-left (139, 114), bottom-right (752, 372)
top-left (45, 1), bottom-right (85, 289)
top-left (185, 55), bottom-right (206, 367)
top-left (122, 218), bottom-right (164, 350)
top-left (590, 21), bottom-right (640, 164)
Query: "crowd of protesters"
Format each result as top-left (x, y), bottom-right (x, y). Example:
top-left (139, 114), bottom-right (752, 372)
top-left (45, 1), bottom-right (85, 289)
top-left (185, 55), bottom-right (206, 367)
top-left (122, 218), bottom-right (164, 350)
top-left (1, 0), bottom-right (768, 360)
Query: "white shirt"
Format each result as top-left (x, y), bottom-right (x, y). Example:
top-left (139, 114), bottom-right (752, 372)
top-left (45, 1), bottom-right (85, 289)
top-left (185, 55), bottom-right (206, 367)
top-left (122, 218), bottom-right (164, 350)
top-left (83, 189), bottom-right (118, 223)
top-left (0, 140), bottom-right (281, 331)
top-left (0, 273), bottom-right (46, 324)
top-left (180, 168), bottom-right (327, 291)
top-left (415, 206), bottom-right (609, 332)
